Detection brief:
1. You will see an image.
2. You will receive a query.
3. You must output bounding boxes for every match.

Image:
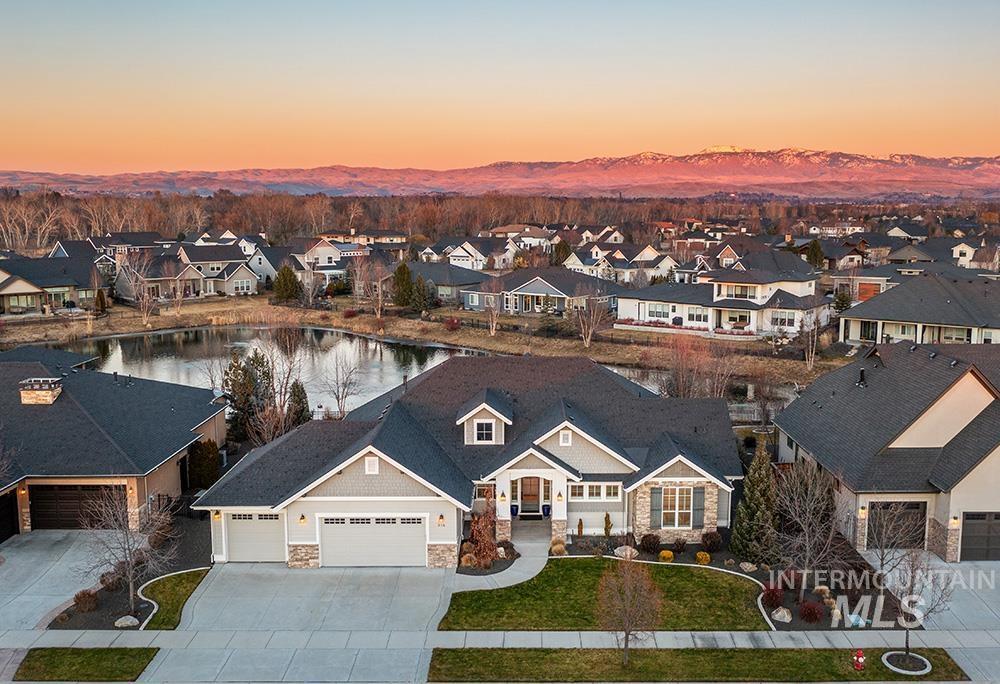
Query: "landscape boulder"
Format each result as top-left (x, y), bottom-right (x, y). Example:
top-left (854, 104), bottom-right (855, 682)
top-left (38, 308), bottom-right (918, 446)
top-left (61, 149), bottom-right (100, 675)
top-left (614, 545), bottom-right (639, 560)
top-left (114, 615), bottom-right (140, 629)
top-left (770, 607), bottom-right (792, 623)
top-left (739, 561), bottom-right (757, 573)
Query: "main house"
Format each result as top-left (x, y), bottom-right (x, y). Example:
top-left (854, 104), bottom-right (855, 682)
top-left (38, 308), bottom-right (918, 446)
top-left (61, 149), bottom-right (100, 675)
top-left (460, 268), bottom-right (627, 316)
top-left (193, 356), bottom-right (742, 568)
top-left (774, 343), bottom-right (1000, 562)
top-left (0, 347), bottom-right (225, 544)
top-left (839, 273), bottom-right (1000, 345)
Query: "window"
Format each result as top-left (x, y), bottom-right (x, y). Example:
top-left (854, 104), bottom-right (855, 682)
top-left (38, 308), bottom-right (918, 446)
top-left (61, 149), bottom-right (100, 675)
top-left (474, 419), bottom-right (495, 444)
top-left (474, 484), bottom-right (495, 499)
top-left (231, 513), bottom-right (253, 520)
top-left (559, 429), bottom-right (572, 447)
top-left (6, 294), bottom-right (38, 309)
top-left (511, 479), bottom-right (519, 501)
top-left (786, 435), bottom-right (793, 449)
top-left (323, 517), bottom-right (346, 525)
top-left (468, 293), bottom-right (479, 306)
top-left (257, 514), bottom-right (279, 520)
top-left (942, 327), bottom-right (971, 343)
top-left (364, 456), bottom-right (379, 475)
top-left (374, 517), bottom-right (397, 525)
top-left (399, 517), bottom-right (423, 524)
top-left (726, 310), bottom-right (750, 324)
top-left (687, 306), bottom-right (709, 323)
top-left (605, 485), bottom-right (620, 500)
top-left (349, 517), bottom-right (371, 525)
top-left (569, 484), bottom-right (584, 500)
top-left (770, 310), bottom-right (795, 328)
top-left (725, 284), bottom-right (754, 299)
top-left (662, 486), bottom-right (693, 528)
top-left (648, 302), bottom-right (670, 319)
top-left (588, 484), bottom-right (603, 499)
top-left (234, 279), bottom-right (252, 293)
top-left (543, 480), bottom-right (551, 502)
top-left (859, 320), bottom-right (878, 342)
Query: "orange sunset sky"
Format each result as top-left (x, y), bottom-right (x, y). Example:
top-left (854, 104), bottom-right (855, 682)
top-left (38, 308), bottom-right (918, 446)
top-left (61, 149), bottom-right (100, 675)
top-left (2, 0), bottom-right (999, 174)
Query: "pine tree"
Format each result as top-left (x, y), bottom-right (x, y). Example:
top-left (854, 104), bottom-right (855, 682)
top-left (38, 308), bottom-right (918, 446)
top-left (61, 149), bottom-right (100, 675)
top-left (273, 265), bottom-right (302, 302)
top-left (806, 240), bottom-right (825, 269)
top-left (410, 275), bottom-right (430, 311)
top-left (551, 240), bottom-right (571, 265)
top-left (832, 289), bottom-right (853, 313)
top-left (729, 434), bottom-right (779, 563)
top-left (287, 379), bottom-right (312, 427)
top-left (392, 262), bottom-right (413, 307)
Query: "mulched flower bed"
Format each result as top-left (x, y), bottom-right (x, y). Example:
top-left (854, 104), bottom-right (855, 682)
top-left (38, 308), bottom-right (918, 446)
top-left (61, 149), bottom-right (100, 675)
top-left (48, 514), bottom-right (211, 630)
top-left (455, 536), bottom-right (521, 576)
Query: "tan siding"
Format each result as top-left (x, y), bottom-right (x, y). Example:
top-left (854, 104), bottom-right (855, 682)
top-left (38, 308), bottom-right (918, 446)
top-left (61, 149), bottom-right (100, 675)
top-left (538, 430), bottom-right (633, 473)
top-left (658, 461), bottom-right (701, 478)
top-left (305, 452), bottom-right (436, 497)
top-left (463, 408), bottom-right (505, 444)
top-left (507, 453), bottom-right (550, 470)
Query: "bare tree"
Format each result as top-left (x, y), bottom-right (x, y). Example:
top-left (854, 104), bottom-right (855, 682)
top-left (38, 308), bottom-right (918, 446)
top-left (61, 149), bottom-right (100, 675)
top-left (323, 354), bottom-right (362, 419)
top-left (573, 285), bottom-right (608, 349)
top-left (747, 367), bottom-right (781, 429)
top-left (244, 331), bottom-right (307, 446)
top-left (117, 251), bottom-right (158, 326)
top-left (892, 547), bottom-right (954, 664)
top-left (773, 459), bottom-right (848, 601)
top-left (865, 502), bottom-right (930, 596)
top-left (597, 560), bottom-right (663, 666)
top-left (801, 310), bottom-right (821, 371)
top-left (161, 261), bottom-right (187, 314)
top-left (81, 487), bottom-right (178, 616)
top-left (482, 278), bottom-right (504, 337)
top-left (350, 255), bottom-right (389, 322)
top-left (346, 200), bottom-right (364, 229)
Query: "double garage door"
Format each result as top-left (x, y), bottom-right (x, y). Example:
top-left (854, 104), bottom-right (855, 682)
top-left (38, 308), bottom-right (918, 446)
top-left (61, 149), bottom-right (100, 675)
top-left (319, 515), bottom-right (426, 567)
top-left (962, 512), bottom-right (1000, 561)
top-left (29, 485), bottom-right (125, 529)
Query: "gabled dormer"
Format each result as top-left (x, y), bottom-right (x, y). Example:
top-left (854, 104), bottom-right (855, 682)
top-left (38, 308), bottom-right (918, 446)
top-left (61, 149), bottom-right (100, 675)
top-left (456, 387), bottom-right (513, 445)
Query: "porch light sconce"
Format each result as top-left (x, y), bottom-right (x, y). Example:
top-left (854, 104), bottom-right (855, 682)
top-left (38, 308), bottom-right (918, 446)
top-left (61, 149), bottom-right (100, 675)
top-left (437, 514), bottom-right (446, 527)
top-left (498, 491), bottom-right (506, 503)
top-left (298, 514), bottom-right (307, 525)
top-left (212, 510), bottom-right (221, 521)
top-left (556, 491), bottom-right (563, 502)
top-left (19, 486), bottom-right (27, 495)
top-left (858, 505), bottom-right (867, 519)
top-left (950, 516), bottom-right (960, 529)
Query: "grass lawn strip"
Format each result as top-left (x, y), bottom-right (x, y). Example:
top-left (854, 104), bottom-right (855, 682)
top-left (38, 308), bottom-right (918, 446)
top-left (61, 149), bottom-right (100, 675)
top-left (141, 568), bottom-right (209, 630)
top-left (428, 648), bottom-right (967, 682)
top-left (439, 557), bottom-right (765, 631)
top-left (14, 648), bottom-right (158, 682)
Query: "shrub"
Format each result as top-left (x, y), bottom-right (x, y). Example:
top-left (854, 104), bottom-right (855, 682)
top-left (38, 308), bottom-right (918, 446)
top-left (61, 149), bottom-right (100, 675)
top-left (658, 550), bottom-right (674, 563)
top-left (603, 512), bottom-right (613, 538)
top-left (100, 571), bottom-right (123, 592)
top-left (700, 530), bottom-right (723, 553)
top-left (639, 533), bottom-right (661, 554)
top-left (459, 553), bottom-right (477, 567)
top-left (443, 317), bottom-right (461, 331)
top-left (672, 538), bottom-right (687, 553)
top-left (148, 522), bottom-right (173, 550)
top-left (549, 543), bottom-right (567, 556)
top-left (74, 589), bottom-right (98, 613)
top-left (761, 584), bottom-right (784, 610)
top-left (460, 541), bottom-right (474, 556)
top-left (577, 519), bottom-right (584, 537)
top-left (695, 551), bottom-right (711, 565)
top-left (343, 308), bottom-right (358, 319)
top-left (799, 600), bottom-right (824, 623)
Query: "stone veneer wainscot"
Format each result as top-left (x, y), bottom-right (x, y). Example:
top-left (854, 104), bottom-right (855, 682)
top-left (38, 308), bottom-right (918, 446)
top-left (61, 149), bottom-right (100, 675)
top-left (632, 480), bottom-right (718, 543)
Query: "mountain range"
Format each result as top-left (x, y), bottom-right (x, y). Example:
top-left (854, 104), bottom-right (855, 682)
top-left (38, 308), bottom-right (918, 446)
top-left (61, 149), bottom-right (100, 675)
top-left (3, 147), bottom-right (1000, 199)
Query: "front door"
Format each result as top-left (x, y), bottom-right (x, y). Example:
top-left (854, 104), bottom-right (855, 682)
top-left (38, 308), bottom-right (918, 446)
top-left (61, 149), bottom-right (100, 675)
top-left (521, 477), bottom-right (540, 513)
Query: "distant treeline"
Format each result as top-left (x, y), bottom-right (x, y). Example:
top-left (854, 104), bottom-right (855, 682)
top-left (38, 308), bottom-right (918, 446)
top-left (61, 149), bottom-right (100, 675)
top-left (1, 187), bottom-right (998, 253)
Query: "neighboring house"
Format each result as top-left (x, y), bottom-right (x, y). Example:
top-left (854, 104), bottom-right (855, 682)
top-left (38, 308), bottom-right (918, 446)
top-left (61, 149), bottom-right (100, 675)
top-left (886, 237), bottom-right (986, 269)
top-left (0, 257), bottom-right (106, 315)
top-left (788, 240), bottom-right (864, 271)
top-left (178, 244), bottom-right (247, 275)
top-left (886, 222), bottom-right (930, 243)
top-left (839, 273), bottom-right (1000, 345)
top-left (322, 229), bottom-right (409, 260)
top-left (461, 267), bottom-right (626, 315)
top-left (448, 238), bottom-right (516, 271)
top-left (248, 246), bottom-right (304, 285)
top-left (420, 236), bottom-right (467, 262)
top-left (192, 356), bottom-right (741, 568)
top-left (0, 346), bottom-right (226, 543)
top-left (831, 261), bottom-right (996, 304)
top-left (563, 242), bottom-right (677, 284)
top-left (117, 252), bottom-right (257, 301)
top-left (841, 232), bottom-right (906, 266)
top-left (809, 221), bottom-right (865, 238)
top-left (403, 261), bottom-right (489, 302)
top-left (89, 231), bottom-right (166, 259)
top-left (774, 343), bottom-right (1000, 562)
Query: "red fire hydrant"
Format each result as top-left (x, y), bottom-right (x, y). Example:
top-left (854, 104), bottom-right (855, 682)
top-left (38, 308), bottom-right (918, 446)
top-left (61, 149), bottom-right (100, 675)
top-left (853, 649), bottom-right (866, 671)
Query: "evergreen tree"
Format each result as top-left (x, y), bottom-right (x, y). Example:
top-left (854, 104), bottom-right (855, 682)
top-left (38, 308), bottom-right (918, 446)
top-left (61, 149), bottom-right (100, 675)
top-left (94, 289), bottom-right (108, 313)
top-left (273, 265), bottom-right (302, 302)
top-left (551, 240), bottom-right (572, 265)
top-left (392, 262), bottom-right (413, 306)
top-left (410, 275), bottom-right (431, 311)
top-left (729, 435), bottom-right (779, 563)
top-left (287, 379), bottom-right (312, 427)
top-left (188, 439), bottom-right (221, 489)
top-left (222, 349), bottom-right (273, 441)
top-left (806, 240), bottom-right (825, 269)
top-left (832, 289), bottom-right (853, 313)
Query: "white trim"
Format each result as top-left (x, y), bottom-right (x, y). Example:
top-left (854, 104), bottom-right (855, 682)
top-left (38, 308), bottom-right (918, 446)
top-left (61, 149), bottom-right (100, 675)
top-left (559, 429), bottom-right (572, 447)
top-left (568, 482), bottom-right (621, 502)
top-left (455, 403), bottom-right (513, 426)
top-left (480, 447), bottom-right (582, 482)
top-left (315, 511), bottom-right (429, 567)
top-left (660, 484), bottom-right (694, 529)
top-left (472, 418), bottom-right (498, 445)
top-left (298, 496), bottom-right (443, 501)
top-left (274, 446), bottom-right (471, 511)
top-left (364, 455), bottom-right (379, 475)
top-left (624, 454), bottom-right (734, 493)
top-left (534, 421), bottom-right (638, 470)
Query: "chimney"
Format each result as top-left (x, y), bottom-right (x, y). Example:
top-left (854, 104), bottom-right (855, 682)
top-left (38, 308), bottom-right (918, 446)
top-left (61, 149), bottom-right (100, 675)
top-left (19, 377), bottom-right (63, 405)
top-left (113, 371), bottom-right (118, 385)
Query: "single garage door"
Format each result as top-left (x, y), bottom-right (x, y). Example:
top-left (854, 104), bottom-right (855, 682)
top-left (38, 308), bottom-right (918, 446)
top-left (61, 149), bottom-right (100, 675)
top-left (320, 515), bottom-right (426, 567)
top-left (867, 501), bottom-right (927, 548)
top-left (962, 512), bottom-right (1000, 561)
top-left (226, 513), bottom-right (285, 562)
top-left (0, 490), bottom-right (18, 544)
top-left (857, 282), bottom-right (881, 301)
top-left (29, 484), bottom-right (125, 529)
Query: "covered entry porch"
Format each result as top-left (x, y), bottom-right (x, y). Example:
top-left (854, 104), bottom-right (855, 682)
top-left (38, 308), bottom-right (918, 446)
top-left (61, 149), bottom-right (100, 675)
top-left (491, 453), bottom-right (575, 545)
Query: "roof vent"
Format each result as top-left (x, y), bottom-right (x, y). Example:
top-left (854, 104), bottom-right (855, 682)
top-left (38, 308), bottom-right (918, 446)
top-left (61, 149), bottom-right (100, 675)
top-left (909, 345), bottom-right (917, 352)
top-left (856, 368), bottom-right (867, 388)
top-left (19, 377), bottom-right (63, 405)
top-left (929, 352), bottom-right (937, 359)
top-left (950, 359), bottom-right (958, 367)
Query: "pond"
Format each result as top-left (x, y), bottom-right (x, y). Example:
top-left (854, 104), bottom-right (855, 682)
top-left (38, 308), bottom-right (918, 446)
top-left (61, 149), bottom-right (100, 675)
top-left (58, 326), bottom-right (478, 415)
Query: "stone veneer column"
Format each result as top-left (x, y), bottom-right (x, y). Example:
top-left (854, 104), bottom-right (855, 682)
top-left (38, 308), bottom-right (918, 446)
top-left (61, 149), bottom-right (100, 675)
top-left (927, 518), bottom-right (960, 563)
top-left (287, 544), bottom-right (319, 568)
top-left (496, 519), bottom-right (511, 542)
top-left (854, 513), bottom-right (868, 552)
top-left (427, 543), bottom-right (458, 568)
top-left (16, 485), bottom-right (31, 532)
top-left (550, 518), bottom-right (567, 543)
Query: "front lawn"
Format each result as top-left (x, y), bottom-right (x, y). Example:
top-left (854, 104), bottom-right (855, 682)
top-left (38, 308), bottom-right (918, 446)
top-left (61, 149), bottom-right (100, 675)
top-left (438, 557), bottom-right (765, 631)
top-left (143, 568), bottom-right (209, 630)
top-left (428, 648), bottom-right (967, 682)
top-left (15, 648), bottom-right (158, 682)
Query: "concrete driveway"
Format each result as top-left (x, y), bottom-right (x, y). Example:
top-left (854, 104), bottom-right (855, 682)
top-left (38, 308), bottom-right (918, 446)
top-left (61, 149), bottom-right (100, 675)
top-left (925, 560), bottom-right (1000, 631)
top-left (180, 564), bottom-right (455, 631)
top-left (0, 531), bottom-right (104, 630)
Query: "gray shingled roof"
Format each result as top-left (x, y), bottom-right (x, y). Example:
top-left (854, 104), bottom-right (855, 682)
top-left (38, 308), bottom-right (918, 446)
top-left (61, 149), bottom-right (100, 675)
top-left (406, 261), bottom-right (489, 287)
top-left (844, 274), bottom-right (1000, 327)
top-left (774, 343), bottom-right (1000, 492)
top-left (0, 257), bottom-right (101, 289)
top-left (1, 352), bottom-right (222, 490)
top-left (0, 347), bottom-right (95, 370)
top-left (180, 244), bottom-right (247, 263)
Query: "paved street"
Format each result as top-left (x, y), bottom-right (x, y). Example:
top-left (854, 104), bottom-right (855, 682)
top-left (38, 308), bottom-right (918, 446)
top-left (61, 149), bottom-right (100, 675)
top-left (0, 530), bottom-right (104, 630)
